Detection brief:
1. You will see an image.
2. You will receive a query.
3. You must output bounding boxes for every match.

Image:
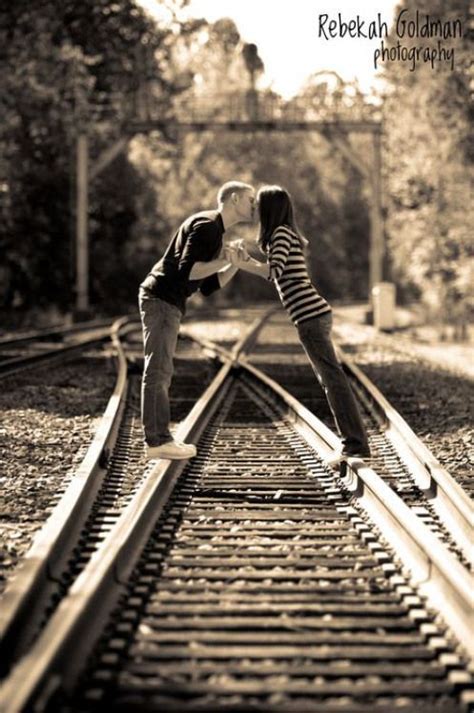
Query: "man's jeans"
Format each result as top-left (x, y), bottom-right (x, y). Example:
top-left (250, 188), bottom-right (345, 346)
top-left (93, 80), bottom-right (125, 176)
top-left (297, 313), bottom-right (370, 456)
top-left (139, 293), bottom-right (181, 447)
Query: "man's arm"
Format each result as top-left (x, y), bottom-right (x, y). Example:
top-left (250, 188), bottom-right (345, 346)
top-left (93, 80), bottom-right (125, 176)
top-left (189, 257), bottom-right (230, 280)
top-left (199, 245), bottom-right (240, 295)
top-left (178, 219), bottom-right (227, 282)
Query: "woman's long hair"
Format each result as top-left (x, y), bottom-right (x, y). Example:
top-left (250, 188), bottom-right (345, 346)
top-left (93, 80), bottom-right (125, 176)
top-left (257, 185), bottom-right (308, 253)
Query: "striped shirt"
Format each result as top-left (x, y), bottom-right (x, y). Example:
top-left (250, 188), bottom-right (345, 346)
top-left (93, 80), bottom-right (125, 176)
top-left (267, 225), bottom-right (331, 326)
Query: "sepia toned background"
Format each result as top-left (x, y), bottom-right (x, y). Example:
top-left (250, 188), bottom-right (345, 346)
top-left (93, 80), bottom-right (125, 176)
top-left (0, 0), bottom-right (471, 338)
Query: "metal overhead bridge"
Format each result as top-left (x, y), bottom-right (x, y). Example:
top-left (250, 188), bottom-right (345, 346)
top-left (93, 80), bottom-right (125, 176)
top-left (127, 89), bottom-right (382, 134)
top-left (73, 87), bottom-right (383, 316)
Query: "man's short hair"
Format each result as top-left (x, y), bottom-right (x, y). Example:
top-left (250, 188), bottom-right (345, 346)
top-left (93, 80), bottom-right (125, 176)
top-left (217, 181), bottom-right (254, 205)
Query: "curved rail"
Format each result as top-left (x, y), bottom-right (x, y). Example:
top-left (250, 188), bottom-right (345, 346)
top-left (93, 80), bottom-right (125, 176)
top-left (0, 319), bottom-right (472, 712)
top-left (0, 318), bottom-right (132, 670)
top-left (0, 321), bottom-right (119, 379)
top-left (237, 358), bottom-right (473, 659)
top-left (337, 347), bottom-right (473, 565)
top-left (0, 318), bottom-right (119, 350)
top-left (0, 315), bottom-right (269, 712)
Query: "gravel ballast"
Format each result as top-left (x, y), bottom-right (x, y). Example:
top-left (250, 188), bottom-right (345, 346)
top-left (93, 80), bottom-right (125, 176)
top-left (333, 318), bottom-right (473, 494)
top-left (0, 352), bottom-right (116, 593)
top-left (0, 319), bottom-right (226, 597)
top-left (1, 308), bottom-right (471, 598)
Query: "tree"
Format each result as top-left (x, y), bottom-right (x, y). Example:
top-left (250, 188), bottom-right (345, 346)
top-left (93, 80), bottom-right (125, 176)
top-left (382, 0), bottom-right (472, 333)
top-left (0, 0), bottom-right (187, 314)
top-left (130, 22), bottom-right (373, 306)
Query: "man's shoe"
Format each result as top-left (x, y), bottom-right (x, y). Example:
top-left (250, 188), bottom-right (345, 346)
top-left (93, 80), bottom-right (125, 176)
top-left (347, 451), bottom-right (371, 461)
top-left (146, 440), bottom-right (197, 461)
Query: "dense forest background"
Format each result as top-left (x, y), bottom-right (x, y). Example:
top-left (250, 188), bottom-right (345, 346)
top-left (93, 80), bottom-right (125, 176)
top-left (0, 0), bottom-right (471, 333)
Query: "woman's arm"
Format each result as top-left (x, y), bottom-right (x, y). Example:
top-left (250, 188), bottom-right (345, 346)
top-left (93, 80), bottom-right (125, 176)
top-left (217, 263), bottom-right (239, 287)
top-left (232, 255), bottom-right (270, 279)
top-left (268, 230), bottom-right (291, 281)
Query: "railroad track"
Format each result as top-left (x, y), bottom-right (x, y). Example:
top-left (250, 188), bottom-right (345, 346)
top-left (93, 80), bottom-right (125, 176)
top-left (337, 346), bottom-right (473, 566)
top-left (0, 314), bottom-right (227, 669)
top-left (0, 315), bottom-right (266, 704)
top-left (0, 309), bottom-right (261, 662)
top-left (247, 310), bottom-right (473, 569)
top-left (0, 310), bottom-right (472, 712)
top-left (0, 318), bottom-right (119, 349)
top-left (0, 318), bottom-right (121, 378)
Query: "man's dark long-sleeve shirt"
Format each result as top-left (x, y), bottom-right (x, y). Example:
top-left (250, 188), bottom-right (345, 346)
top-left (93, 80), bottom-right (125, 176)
top-left (140, 210), bottom-right (225, 314)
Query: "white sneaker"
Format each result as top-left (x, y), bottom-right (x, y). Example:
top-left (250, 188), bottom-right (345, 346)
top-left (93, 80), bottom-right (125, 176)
top-left (326, 451), bottom-right (346, 469)
top-left (146, 440), bottom-right (197, 461)
top-left (327, 451), bottom-right (370, 469)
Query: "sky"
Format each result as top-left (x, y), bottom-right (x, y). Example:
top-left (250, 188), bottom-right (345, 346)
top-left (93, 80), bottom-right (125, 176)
top-left (138, 0), bottom-right (400, 97)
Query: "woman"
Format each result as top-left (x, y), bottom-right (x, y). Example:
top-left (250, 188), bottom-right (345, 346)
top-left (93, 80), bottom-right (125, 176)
top-left (231, 184), bottom-right (371, 464)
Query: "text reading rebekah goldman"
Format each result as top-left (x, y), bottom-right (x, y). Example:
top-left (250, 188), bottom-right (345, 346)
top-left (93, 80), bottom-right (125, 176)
top-left (318, 9), bottom-right (464, 72)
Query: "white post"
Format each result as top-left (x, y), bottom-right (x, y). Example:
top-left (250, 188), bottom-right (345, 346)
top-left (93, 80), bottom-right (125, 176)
top-left (372, 282), bottom-right (396, 331)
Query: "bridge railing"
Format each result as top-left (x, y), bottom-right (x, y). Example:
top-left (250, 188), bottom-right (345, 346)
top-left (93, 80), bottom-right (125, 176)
top-left (75, 85), bottom-right (382, 131)
top-left (169, 91), bottom-right (381, 125)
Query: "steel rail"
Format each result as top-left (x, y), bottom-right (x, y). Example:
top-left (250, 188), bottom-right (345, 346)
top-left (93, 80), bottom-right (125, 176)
top-left (1, 316), bottom-right (471, 712)
top-left (237, 357), bottom-right (473, 661)
top-left (336, 347), bottom-right (473, 566)
top-left (0, 318), bottom-right (119, 350)
top-left (0, 317), bottom-right (269, 713)
top-left (0, 317), bottom-right (132, 671)
top-left (180, 309), bottom-right (276, 364)
top-left (0, 330), bottom-right (114, 378)
top-left (190, 317), bottom-right (472, 649)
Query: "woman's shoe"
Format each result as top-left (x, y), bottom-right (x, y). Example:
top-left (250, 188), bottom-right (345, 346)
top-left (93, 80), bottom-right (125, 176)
top-left (326, 451), bottom-right (346, 469)
top-left (327, 450), bottom-right (371, 469)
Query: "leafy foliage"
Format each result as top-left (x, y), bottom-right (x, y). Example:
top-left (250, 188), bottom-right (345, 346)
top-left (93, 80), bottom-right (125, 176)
top-left (383, 0), bottom-right (472, 328)
top-left (0, 0), bottom-right (185, 313)
top-left (130, 19), bottom-right (372, 307)
top-left (9, 2), bottom-right (466, 324)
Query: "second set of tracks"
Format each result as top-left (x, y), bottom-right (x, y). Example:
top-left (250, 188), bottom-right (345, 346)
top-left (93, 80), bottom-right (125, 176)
top-left (0, 319), bottom-right (120, 378)
top-left (0, 308), bottom-right (472, 712)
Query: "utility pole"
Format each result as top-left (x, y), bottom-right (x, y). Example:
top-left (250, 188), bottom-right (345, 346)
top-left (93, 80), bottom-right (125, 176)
top-left (72, 55), bottom-right (92, 320)
top-left (76, 133), bottom-right (89, 316)
top-left (369, 130), bottom-right (384, 290)
top-left (321, 124), bottom-right (384, 294)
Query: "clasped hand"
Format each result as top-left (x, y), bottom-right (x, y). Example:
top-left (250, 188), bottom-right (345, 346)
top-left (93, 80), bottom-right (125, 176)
top-left (224, 240), bottom-right (250, 265)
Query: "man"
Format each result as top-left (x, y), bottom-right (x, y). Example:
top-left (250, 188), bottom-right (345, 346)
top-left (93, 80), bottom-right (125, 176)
top-left (139, 181), bottom-right (255, 461)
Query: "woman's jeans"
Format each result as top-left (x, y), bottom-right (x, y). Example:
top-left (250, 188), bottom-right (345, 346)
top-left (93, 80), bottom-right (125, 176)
top-left (297, 313), bottom-right (370, 456)
top-left (139, 293), bottom-right (181, 447)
